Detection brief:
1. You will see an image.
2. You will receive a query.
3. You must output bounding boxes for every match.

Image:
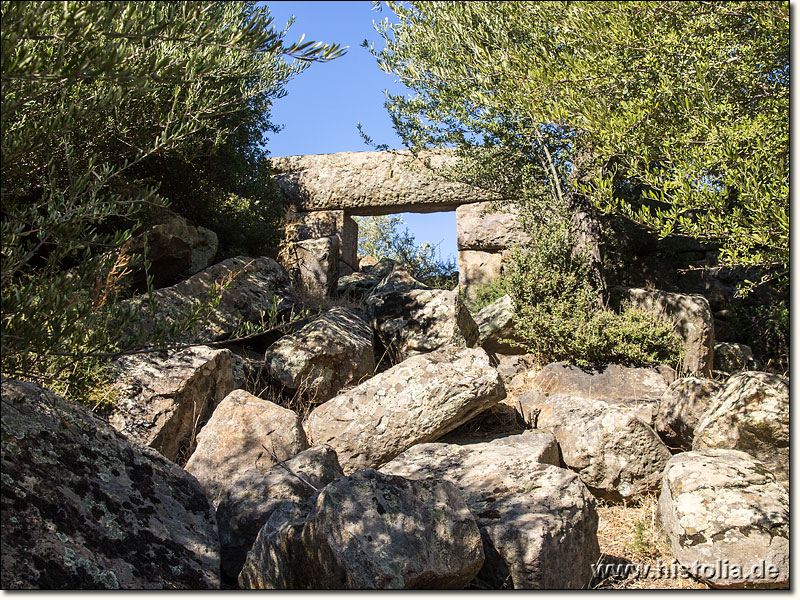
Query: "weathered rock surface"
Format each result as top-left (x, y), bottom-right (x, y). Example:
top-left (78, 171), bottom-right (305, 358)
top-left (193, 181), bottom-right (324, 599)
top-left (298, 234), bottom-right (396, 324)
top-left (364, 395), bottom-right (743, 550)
top-left (109, 346), bottom-right (235, 462)
top-left (518, 391), bottom-right (671, 502)
top-left (264, 307), bottom-right (375, 402)
top-left (366, 267), bottom-right (478, 361)
top-left (304, 346), bottom-right (506, 473)
top-left (295, 210), bottom-right (358, 271)
top-left (456, 201), bottom-right (531, 251)
top-left (184, 390), bottom-right (308, 507)
top-left (654, 377), bottom-right (722, 450)
top-left (115, 216), bottom-right (218, 292)
top-left (283, 236), bottom-right (339, 299)
top-left (714, 342), bottom-right (760, 373)
top-left (127, 256), bottom-right (298, 343)
top-left (693, 372), bottom-right (789, 484)
top-left (457, 250), bottom-right (504, 303)
top-left (271, 150), bottom-right (497, 214)
top-left (474, 294), bottom-right (526, 354)
top-left (1, 379), bottom-right (220, 589)
top-left (658, 449), bottom-right (789, 589)
top-left (381, 433), bottom-right (600, 589)
top-left (520, 361), bottom-right (674, 426)
top-left (610, 286), bottom-right (715, 377)
top-left (215, 445), bottom-right (344, 581)
top-left (240, 469), bottom-right (484, 589)
top-left (336, 258), bottom-right (398, 302)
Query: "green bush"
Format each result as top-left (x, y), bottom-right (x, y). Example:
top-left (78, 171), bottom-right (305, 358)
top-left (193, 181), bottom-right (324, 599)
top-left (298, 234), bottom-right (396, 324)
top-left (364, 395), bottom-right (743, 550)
top-left (499, 191), bottom-right (683, 369)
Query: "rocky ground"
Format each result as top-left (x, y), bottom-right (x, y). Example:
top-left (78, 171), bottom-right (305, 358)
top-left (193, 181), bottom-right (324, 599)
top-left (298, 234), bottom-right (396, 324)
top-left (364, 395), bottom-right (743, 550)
top-left (0, 225), bottom-right (789, 590)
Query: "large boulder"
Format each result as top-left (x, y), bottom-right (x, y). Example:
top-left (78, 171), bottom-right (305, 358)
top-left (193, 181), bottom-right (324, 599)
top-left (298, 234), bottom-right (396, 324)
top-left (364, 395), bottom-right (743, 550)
top-left (127, 256), bottom-right (298, 343)
top-left (215, 445), bottom-right (344, 581)
top-left (473, 295), bottom-right (526, 355)
top-left (283, 236), bottom-right (339, 299)
top-left (264, 307), bottom-right (375, 402)
top-left (654, 377), bottom-right (722, 451)
top-left (658, 449), bottom-right (789, 588)
top-left (714, 342), bottom-right (760, 373)
top-left (457, 250), bottom-right (505, 304)
top-left (518, 391), bottom-right (671, 502)
top-left (184, 390), bottom-right (308, 507)
top-left (456, 201), bottom-right (531, 251)
top-left (519, 361), bottom-right (674, 427)
top-left (609, 286), bottom-right (715, 377)
top-left (1, 379), bottom-right (220, 589)
top-left (109, 346), bottom-right (235, 463)
top-left (693, 372), bottom-right (789, 484)
top-left (239, 469), bottom-right (484, 589)
top-left (304, 346), bottom-right (506, 473)
top-left (294, 210), bottom-right (358, 271)
top-left (365, 267), bottom-right (478, 362)
top-left (113, 216), bottom-right (218, 292)
top-left (381, 433), bottom-right (600, 589)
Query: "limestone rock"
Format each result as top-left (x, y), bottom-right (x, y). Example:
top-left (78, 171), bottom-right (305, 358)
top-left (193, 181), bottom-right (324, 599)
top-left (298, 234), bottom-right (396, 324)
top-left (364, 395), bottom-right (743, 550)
top-left (654, 377), bottom-right (722, 451)
top-left (215, 445), bottom-right (344, 581)
top-left (518, 391), bottom-right (671, 502)
top-left (184, 390), bottom-right (308, 507)
top-left (264, 307), bottom-right (375, 402)
top-left (271, 150), bottom-right (497, 214)
top-left (366, 267), bottom-right (478, 362)
top-left (109, 346), bottom-right (235, 462)
top-left (520, 361), bottom-right (674, 426)
top-left (113, 216), bottom-right (218, 292)
top-left (288, 235), bottom-right (339, 299)
top-left (1, 379), bottom-right (220, 589)
top-left (457, 250), bottom-right (504, 304)
top-left (610, 286), bottom-right (715, 376)
top-left (240, 469), bottom-right (484, 589)
top-left (714, 342), bottom-right (760, 373)
top-left (381, 434), bottom-right (599, 589)
top-left (455, 201), bottom-right (531, 251)
top-left (474, 294), bottom-right (526, 355)
top-left (127, 256), bottom-right (298, 343)
top-left (304, 346), bottom-right (506, 473)
top-left (693, 372), bottom-right (788, 484)
top-left (658, 449), bottom-right (788, 588)
top-left (337, 258), bottom-right (397, 302)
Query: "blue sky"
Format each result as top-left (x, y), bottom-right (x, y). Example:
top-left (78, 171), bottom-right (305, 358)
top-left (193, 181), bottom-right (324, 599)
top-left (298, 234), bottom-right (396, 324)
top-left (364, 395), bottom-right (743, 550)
top-left (263, 1), bottom-right (459, 264)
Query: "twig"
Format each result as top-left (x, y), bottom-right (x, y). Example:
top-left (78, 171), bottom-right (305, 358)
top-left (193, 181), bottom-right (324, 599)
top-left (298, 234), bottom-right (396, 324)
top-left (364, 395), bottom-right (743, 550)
top-left (261, 444), bottom-right (319, 493)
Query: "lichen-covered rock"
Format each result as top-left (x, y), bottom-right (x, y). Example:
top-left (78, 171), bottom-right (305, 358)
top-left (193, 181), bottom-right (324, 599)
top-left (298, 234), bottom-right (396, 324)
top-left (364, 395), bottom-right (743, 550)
top-left (126, 256), bottom-right (298, 343)
top-left (518, 392), bottom-right (671, 502)
top-left (113, 216), bottom-right (218, 292)
top-left (294, 210), bottom-right (358, 271)
top-left (654, 377), bottom-right (722, 450)
top-left (304, 347), bottom-right (506, 473)
top-left (1, 379), bottom-right (220, 589)
top-left (264, 307), bottom-right (374, 402)
top-left (474, 295), bottom-right (526, 355)
top-left (609, 286), bottom-right (715, 377)
top-left (109, 346), bottom-right (235, 462)
top-left (714, 342), bottom-right (760, 374)
top-left (184, 390), bottom-right (308, 507)
top-left (693, 372), bottom-right (788, 484)
top-left (457, 250), bottom-right (504, 304)
top-left (240, 469), bottom-right (484, 589)
top-left (521, 361), bottom-right (674, 427)
top-left (381, 433), bottom-right (599, 589)
top-left (215, 445), bottom-right (344, 581)
top-left (366, 267), bottom-right (478, 362)
top-left (658, 449), bottom-right (788, 588)
top-left (455, 201), bottom-right (531, 251)
top-left (270, 150), bottom-right (496, 213)
top-left (285, 236), bottom-right (339, 299)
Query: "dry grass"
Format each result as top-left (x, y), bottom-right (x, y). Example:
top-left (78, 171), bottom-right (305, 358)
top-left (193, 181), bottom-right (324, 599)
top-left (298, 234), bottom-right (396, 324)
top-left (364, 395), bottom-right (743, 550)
top-left (593, 494), bottom-right (709, 589)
